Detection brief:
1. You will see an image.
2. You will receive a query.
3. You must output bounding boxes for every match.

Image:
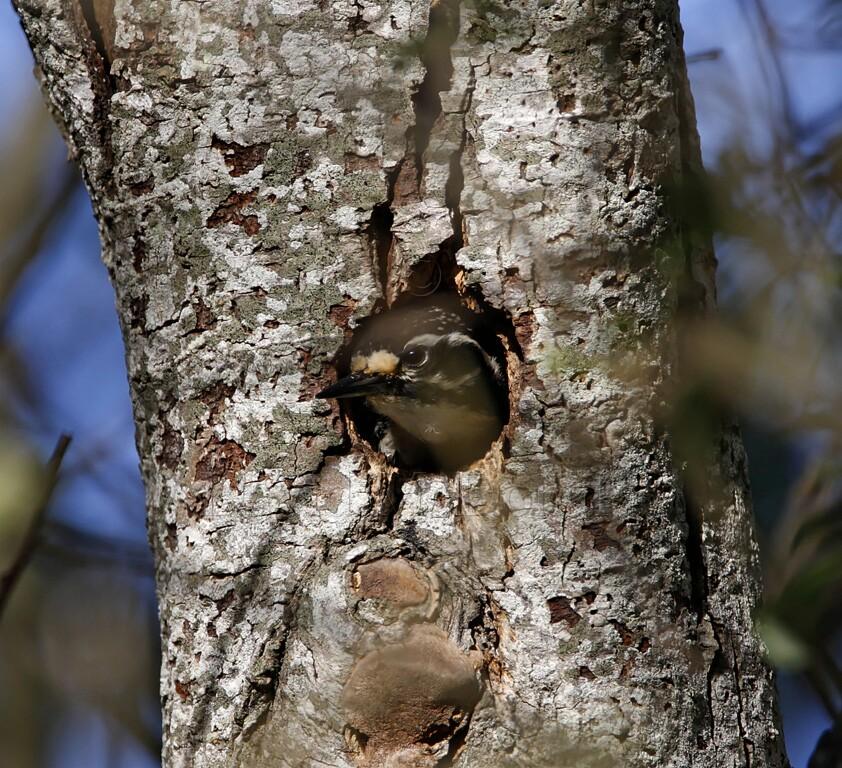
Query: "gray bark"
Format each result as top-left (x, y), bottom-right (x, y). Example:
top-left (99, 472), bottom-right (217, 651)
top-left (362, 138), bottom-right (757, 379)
top-left (14, 0), bottom-right (790, 766)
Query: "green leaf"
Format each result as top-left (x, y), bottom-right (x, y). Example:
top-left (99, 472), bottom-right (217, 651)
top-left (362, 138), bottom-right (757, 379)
top-left (756, 611), bottom-right (813, 671)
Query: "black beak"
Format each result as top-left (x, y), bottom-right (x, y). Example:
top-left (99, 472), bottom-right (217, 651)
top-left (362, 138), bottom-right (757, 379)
top-left (316, 372), bottom-right (398, 399)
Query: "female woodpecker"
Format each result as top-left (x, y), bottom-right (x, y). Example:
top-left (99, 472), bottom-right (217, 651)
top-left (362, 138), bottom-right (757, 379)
top-left (317, 295), bottom-right (508, 472)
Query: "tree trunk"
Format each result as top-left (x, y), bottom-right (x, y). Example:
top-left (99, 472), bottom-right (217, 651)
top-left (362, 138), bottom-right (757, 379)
top-left (15, 0), bottom-right (790, 766)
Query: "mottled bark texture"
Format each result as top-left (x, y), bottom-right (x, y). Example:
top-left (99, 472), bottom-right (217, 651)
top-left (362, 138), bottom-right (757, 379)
top-left (15, 0), bottom-right (790, 766)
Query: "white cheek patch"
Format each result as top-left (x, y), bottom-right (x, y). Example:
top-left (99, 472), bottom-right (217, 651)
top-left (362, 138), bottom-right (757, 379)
top-left (366, 350), bottom-right (399, 374)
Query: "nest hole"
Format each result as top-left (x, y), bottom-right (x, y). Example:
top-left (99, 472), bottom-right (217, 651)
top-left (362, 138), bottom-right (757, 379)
top-left (324, 252), bottom-right (520, 474)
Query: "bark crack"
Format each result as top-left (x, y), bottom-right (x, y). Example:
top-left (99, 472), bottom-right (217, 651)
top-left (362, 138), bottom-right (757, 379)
top-left (443, 57), bottom-right (480, 252)
top-left (681, 484), bottom-right (708, 621)
top-left (731, 638), bottom-right (754, 767)
top-left (433, 712), bottom-right (474, 767)
top-left (381, 469), bottom-right (405, 531)
top-left (367, 0), bottom-right (463, 303)
top-left (412, 0), bottom-right (461, 191)
top-left (73, 0), bottom-right (116, 176)
top-left (368, 201), bottom-right (394, 303)
top-left (705, 624), bottom-right (726, 747)
top-left (78, 0), bottom-right (113, 80)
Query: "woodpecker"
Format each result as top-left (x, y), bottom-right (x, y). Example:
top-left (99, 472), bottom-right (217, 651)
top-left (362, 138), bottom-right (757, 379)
top-left (317, 295), bottom-right (508, 472)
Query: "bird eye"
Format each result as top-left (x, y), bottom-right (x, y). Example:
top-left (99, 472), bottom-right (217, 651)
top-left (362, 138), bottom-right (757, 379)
top-left (401, 347), bottom-right (427, 368)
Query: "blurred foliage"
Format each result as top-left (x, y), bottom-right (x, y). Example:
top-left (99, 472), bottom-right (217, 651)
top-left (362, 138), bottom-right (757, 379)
top-left (669, 0), bottom-right (842, 756)
top-left (0, 96), bottom-right (160, 766)
top-left (0, 438), bottom-right (46, 574)
top-left (0, 434), bottom-right (69, 616)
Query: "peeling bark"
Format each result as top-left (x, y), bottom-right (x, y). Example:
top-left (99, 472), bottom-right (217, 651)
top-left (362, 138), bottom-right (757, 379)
top-left (14, 0), bottom-right (790, 766)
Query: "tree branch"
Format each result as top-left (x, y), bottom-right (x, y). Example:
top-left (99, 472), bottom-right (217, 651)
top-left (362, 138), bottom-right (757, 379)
top-left (0, 433), bottom-right (72, 619)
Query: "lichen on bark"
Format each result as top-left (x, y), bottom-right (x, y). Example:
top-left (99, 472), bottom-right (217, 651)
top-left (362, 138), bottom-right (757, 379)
top-left (14, 0), bottom-right (790, 766)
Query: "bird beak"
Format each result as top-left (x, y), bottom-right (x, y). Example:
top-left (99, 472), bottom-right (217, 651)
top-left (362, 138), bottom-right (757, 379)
top-left (316, 372), bottom-right (398, 400)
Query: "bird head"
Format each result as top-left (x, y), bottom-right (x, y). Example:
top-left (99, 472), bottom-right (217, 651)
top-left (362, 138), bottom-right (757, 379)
top-left (317, 296), bottom-right (508, 470)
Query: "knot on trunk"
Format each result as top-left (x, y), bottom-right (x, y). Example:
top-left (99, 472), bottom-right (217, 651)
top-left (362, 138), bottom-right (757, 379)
top-left (342, 625), bottom-right (481, 765)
